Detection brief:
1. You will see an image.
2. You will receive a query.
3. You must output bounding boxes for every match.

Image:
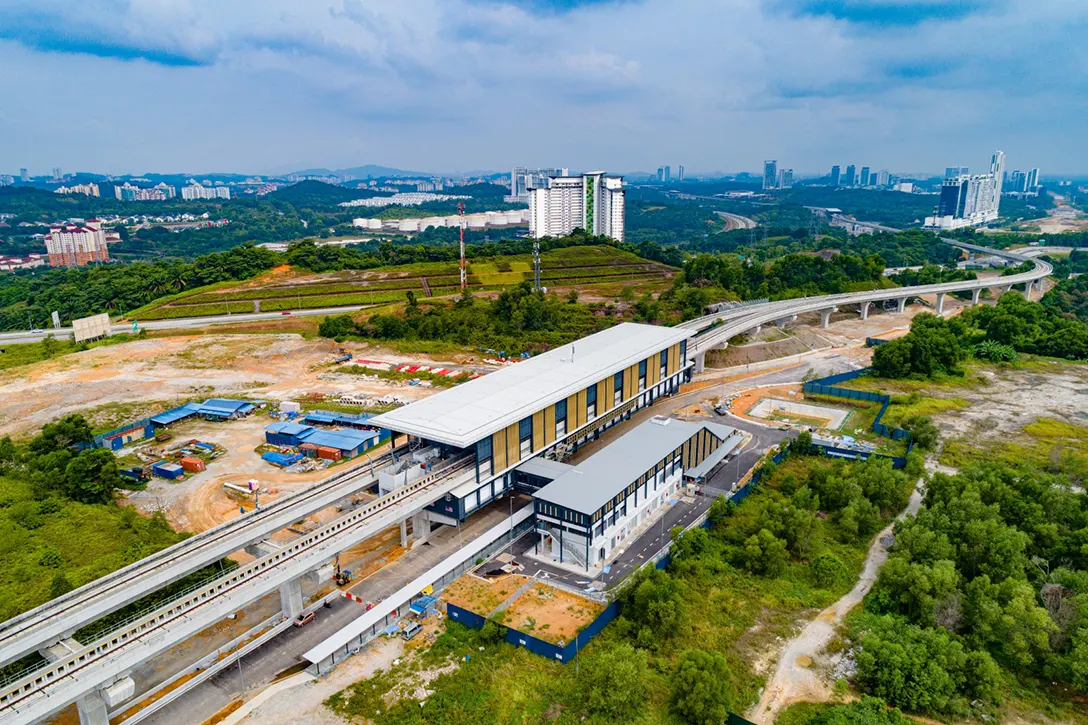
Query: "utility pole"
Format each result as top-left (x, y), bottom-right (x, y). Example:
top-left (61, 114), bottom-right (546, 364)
top-left (458, 201), bottom-right (466, 293)
top-left (533, 239), bottom-right (541, 292)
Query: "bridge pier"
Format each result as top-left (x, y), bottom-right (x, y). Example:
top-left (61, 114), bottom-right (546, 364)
top-left (999, 285), bottom-right (1012, 297)
top-left (77, 691), bottom-right (109, 725)
top-left (411, 511), bottom-right (431, 547)
top-left (1023, 280), bottom-right (1034, 299)
top-left (776, 314), bottom-right (796, 328)
top-left (279, 577), bottom-right (304, 618)
top-left (935, 293), bottom-right (946, 315)
top-left (859, 301), bottom-right (871, 321)
top-left (896, 297), bottom-right (907, 314)
top-left (693, 351), bottom-right (706, 373)
top-left (819, 307), bottom-right (837, 328)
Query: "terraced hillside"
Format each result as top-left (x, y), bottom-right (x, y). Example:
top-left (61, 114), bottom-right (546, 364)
top-left (135, 246), bottom-right (676, 320)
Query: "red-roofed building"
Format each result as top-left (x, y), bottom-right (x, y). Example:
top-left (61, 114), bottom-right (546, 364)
top-left (45, 219), bottom-right (111, 267)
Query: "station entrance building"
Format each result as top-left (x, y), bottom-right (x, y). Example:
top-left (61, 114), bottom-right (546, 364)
top-left (369, 323), bottom-right (693, 521)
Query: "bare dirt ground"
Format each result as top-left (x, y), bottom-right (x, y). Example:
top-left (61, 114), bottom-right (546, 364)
top-left (1035, 194), bottom-right (1088, 234)
top-left (0, 334), bottom-right (451, 440)
top-left (501, 582), bottom-right (603, 645)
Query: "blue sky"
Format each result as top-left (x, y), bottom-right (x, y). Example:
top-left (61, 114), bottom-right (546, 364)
top-left (0, 0), bottom-right (1084, 176)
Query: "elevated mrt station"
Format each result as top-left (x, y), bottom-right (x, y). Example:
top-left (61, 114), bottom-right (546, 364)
top-left (369, 323), bottom-right (693, 523)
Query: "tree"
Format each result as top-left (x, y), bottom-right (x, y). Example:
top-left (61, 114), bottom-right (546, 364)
top-left (582, 642), bottom-right (649, 720)
top-left (566, 289), bottom-right (579, 304)
top-left (29, 414), bottom-right (93, 455)
top-left (744, 528), bottom-right (789, 576)
top-left (621, 568), bottom-right (688, 645)
top-left (900, 415), bottom-right (939, 451)
top-left (812, 552), bottom-right (848, 588)
top-left (318, 314), bottom-right (356, 339)
top-left (50, 571), bottom-right (73, 599)
top-left (63, 448), bottom-right (121, 504)
top-left (40, 334), bottom-right (58, 359)
top-left (671, 649), bottom-right (733, 725)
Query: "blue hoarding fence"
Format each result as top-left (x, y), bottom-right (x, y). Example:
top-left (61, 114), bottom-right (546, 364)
top-left (447, 599), bottom-right (621, 663)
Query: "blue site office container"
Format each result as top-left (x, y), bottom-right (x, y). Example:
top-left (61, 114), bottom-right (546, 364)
top-left (151, 461), bottom-right (184, 480)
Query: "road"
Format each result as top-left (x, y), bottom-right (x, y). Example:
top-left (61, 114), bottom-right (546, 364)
top-left (715, 211), bottom-right (758, 230)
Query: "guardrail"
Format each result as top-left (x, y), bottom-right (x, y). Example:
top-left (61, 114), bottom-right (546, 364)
top-left (0, 454), bottom-right (474, 719)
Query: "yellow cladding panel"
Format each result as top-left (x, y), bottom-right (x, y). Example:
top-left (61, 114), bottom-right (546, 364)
top-left (544, 405), bottom-right (556, 445)
top-left (648, 353), bottom-right (660, 386)
top-left (668, 343), bottom-right (680, 376)
top-left (492, 431), bottom-right (507, 471)
top-left (533, 410), bottom-right (545, 451)
top-left (624, 365), bottom-right (635, 399)
top-left (506, 423), bottom-right (520, 464)
top-left (576, 390), bottom-right (587, 428)
top-left (597, 380), bottom-right (610, 412)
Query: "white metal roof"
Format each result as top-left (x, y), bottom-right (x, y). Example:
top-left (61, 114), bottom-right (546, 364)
top-left (533, 417), bottom-right (741, 515)
top-left (369, 323), bottom-right (692, 448)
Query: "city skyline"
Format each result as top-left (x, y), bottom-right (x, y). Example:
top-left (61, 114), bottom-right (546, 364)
top-left (0, 1), bottom-right (1084, 175)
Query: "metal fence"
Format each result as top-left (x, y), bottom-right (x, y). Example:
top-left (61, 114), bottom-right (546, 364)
top-left (447, 599), bottom-right (621, 663)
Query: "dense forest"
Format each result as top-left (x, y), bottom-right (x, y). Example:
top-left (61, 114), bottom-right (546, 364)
top-left (872, 291), bottom-right (1088, 378)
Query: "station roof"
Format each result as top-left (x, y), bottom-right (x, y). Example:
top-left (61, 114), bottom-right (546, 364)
top-left (515, 457), bottom-right (575, 481)
top-left (533, 417), bottom-right (740, 515)
top-left (369, 323), bottom-right (692, 448)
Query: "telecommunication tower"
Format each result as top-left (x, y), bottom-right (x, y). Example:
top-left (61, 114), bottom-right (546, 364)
top-left (458, 201), bottom-right (466, 292)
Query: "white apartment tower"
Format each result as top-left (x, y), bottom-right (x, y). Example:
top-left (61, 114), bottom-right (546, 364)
top-left (925, 151), bottom-right (1005, 230)
top-left (529, 171), bottom-right (625, 241)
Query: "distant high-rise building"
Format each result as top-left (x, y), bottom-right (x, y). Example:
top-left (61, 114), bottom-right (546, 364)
top-left (114, 182), bottom-right (176, 201)
top-left (678, 165), bottom-right (685, 182)
top-left (181, 182), bottom-right (231, 200)
top-left (1026, 168), bottom-right (1040, 191)
top-left (830, 165), bottom-right (841, 186)
top-left (656, 167), bottom-right (665, 183)
top-left (663, 165), bottom-right (671, 184)
top-left (51, 167), bottom-right (62, 181)
top-left (529, 171), bottom-right (625, 241)
top-left (778, 169), bottom-right (794, 188)
top-left (860, 167), bottom-right (871, 186)
top-left (844, 165), bottom-right (857, 187)
top-left (926, 151), bottom-right (1005, 230)
top-left (507, 167), bottom-right (567, 204)
top-left (19, 168), bottom-right (28, 183)
top-left (763, 160), bottom-right (778, 190)
top-left (55, 183), bottom-right (100, 197)
top-left (877, 169), bottom-right (891, 187)
top-left (45, 219), bottom-right (114, 267)
top-left (1010, 170), bottom-right (1027, 193)
top-left (944, 166), bottom-right (969, 179)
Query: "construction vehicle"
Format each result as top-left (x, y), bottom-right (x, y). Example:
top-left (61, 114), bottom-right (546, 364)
top-left (333, 555), bottom-right (352, 586)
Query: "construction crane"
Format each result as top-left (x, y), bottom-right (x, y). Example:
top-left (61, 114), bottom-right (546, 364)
top-left (458, 201), bottom-right (467, 292)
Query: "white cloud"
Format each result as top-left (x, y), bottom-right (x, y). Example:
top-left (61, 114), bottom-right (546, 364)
top-left (0, 0), bottom-right (1084, 174)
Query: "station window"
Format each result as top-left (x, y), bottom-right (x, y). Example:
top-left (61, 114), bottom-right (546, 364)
top-left (660, 350), bottom-right (668, 379)
top-left (519, 417), bottom-right (533, 458)
top-left (613, 372), bottom-right (623, 406)
top-left (680, 339), bottom-right (687, 363)
top-left (555, 399), bottom-right (567, 438)
top-left (638, 360), bottom-right (647, 392)
top-left (586, 385), bottom-right (597, 419)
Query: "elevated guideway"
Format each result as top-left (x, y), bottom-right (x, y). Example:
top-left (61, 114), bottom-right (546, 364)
top-left (0, 446), bottom-right (412, 670)
top-left (684, 239), bottom-right (1052, 364)
top-left (0, 455), bottom-right (476, 725)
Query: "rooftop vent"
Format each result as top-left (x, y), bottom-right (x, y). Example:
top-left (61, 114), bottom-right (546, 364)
top-left (650, 416), bottom-right (671, 426)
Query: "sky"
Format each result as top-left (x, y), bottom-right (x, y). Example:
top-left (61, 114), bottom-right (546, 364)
top-left (0, 0), bottom-right (1085, 177)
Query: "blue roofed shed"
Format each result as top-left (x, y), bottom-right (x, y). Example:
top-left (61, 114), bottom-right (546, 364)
top-left (265, 422), bottom-right (315, 447)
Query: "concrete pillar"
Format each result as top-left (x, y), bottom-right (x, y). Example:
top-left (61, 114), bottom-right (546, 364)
top-left (1000, 285), bottom-right (1012, 297)
top-left (400, 518), bottom-right (409, 547)
top-left (936, 293), bottom-right (946, 315)
top-left (819, 307), bottom-right (837, 328)
top-left (753, 325), bottom-right (761, 335)
top-left (1023, 280), bottom-right (1034, 298)
top-left (693, 351), bottom-right (706, 373)
top-left (896, 297), bottom-right (907, 314)
top-left (775, 314), bottom-right (796, 328)
top-left (279, 578), bottom-right (303, 618)
top-left (253, 300), bottom-right (260, 313)
top-left (77, 691), bottom-right (109, 725)
top-left (859, 301), bottom-right (871, 320)
top-left (971, 288), bottom-right (981, 305)
top-left (411, 512), bottom-right (431, 546)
